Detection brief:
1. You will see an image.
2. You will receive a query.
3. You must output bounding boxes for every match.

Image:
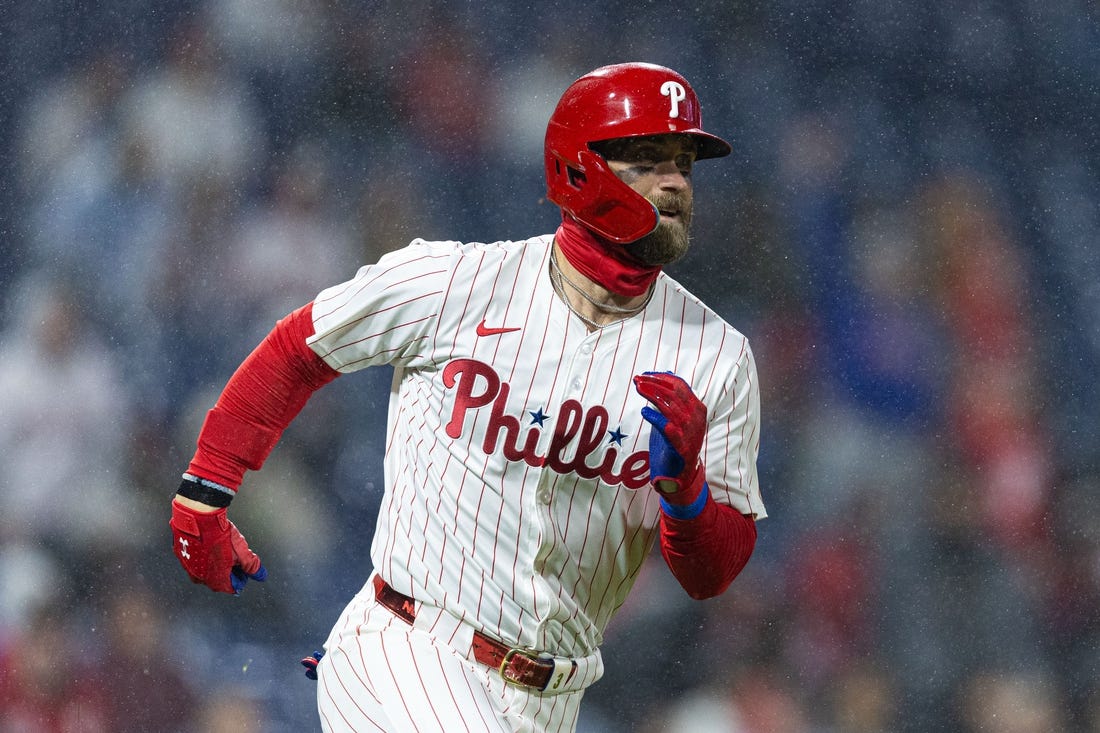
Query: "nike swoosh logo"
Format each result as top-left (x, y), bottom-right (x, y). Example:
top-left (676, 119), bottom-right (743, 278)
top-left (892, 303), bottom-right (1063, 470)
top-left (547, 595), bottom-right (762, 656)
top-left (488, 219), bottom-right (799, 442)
top-left (476, 319), bottom-right (521, 337)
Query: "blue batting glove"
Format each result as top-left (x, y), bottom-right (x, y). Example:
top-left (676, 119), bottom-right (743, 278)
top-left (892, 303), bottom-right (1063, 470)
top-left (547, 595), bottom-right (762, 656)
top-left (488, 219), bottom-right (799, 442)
top-left (230, 564), bottom-right (267, 595)
top-left (301, 650), bottom-right (324, 680)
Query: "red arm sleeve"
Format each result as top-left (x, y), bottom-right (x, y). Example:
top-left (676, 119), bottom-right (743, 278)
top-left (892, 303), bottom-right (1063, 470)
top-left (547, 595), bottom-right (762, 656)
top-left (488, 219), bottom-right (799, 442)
top-left (186, 302), bottom-right (340, 490)
top-left (659, 495), bottom-right (757, 600)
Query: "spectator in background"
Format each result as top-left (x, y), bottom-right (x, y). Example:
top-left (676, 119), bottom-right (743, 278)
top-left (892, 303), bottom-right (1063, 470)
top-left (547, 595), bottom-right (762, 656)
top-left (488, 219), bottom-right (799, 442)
top-left (15, 47), bottom-right (130, 198)
top-left (782, 514), bottom-right (876, 693)
top-left (821, 663), bottom-right (897, 733)
top-left (390, 10), bottom-right (504, 236)
top-left (0, 602), bottom-right (111, 733)
top-left (143, 175), bottom-right (255, 410)
top-left (921, 176), bottom-right (1053, 555)
top-left (118, 16), bottom-right (263, 196)
top-left (95, 585), bottom-right (198, 732)
top-left (0, 542), bottom-right (63, 640)
top-left (957, 670), bottom-right (1067, 733)
top-left (0, 273), bottom-right (143, 553)
top-left (393, 11), bottom-right (495, 164)
top-left (195, 688), bottom-right (268, 733)
top-left (779, 111), bottom-right (946, 430)
top-left (16, 47), bottom-right (173, 336)
top-left (21, 90), bottom-right (178, 416)
top-left (1043, 473), bottom-right (1100, 726)
top-left (205, 0), bottom-right (331, 146)
top-left (655, 662), bottom-right (816, 733)
top-left (222, 142), bottom-right (357, 345)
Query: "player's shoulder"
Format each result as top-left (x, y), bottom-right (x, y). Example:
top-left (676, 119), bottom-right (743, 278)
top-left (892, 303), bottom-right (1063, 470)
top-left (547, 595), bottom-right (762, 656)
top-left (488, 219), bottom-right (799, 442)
top-left (404, 234), bottom-right (552, 256)
top-left (401, 234), bottom-right (553, 270)
top-left (656, 271), bottom-right (750, 342)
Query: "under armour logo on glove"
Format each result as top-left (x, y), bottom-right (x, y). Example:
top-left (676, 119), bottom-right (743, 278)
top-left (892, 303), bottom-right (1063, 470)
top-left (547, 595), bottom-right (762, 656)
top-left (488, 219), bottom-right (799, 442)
top-left (170, 501), bottom-right (266, 595)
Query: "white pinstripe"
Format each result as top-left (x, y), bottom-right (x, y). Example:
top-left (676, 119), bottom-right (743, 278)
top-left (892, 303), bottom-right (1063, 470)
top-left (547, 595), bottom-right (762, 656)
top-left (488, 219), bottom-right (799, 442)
top-left (307, 236), bottom-right (764, 731)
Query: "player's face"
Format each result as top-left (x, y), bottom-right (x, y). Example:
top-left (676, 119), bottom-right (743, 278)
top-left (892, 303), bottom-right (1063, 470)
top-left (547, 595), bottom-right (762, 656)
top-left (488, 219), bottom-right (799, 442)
top-left (601, 135), bottom-right (696, 266)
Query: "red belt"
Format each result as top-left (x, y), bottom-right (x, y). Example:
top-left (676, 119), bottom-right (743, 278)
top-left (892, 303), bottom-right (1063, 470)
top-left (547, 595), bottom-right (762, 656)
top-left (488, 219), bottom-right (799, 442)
top-left (372, 576), bottom-right (560, 691)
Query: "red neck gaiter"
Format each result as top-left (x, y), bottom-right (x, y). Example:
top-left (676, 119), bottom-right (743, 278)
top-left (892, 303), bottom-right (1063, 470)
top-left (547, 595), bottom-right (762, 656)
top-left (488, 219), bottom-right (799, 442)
top-left (554, 215), bottom-right (660, 297)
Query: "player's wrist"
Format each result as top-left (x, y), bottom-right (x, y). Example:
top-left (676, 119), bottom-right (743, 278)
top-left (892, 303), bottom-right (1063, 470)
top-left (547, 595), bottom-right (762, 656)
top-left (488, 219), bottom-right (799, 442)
top-left (172, 495), bottom-right (224, 514)
top-left (176, 474), bottom-right (236, 509)
top-left (659, 480), bottom-right (710, 520)
top-left (652, 461), bottom-right (705, 505)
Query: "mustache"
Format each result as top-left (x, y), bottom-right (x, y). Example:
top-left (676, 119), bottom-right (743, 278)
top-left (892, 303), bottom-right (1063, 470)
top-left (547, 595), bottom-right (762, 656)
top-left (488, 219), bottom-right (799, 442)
top-left (648, 192), bottom-right (692, 218)
top-left (646, 192), bottom-right (690, 210)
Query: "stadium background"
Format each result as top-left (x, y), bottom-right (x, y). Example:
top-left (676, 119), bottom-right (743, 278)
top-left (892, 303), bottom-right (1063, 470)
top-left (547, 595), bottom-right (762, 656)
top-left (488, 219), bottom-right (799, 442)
top-left (1, 1), bottom-right (1098, 731)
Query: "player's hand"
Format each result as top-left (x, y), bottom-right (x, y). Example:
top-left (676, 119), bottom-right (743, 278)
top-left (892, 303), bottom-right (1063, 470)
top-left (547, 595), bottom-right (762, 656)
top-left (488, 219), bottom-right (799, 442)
top-left (633, 371), bottom-right (707, 504)
top-left (170, 499), bottom-right (266, 595)
top-left (301, 650), bottom-right (324, 680)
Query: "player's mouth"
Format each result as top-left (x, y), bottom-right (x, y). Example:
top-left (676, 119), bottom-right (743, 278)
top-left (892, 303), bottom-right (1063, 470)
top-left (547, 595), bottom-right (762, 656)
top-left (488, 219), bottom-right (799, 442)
top-left (650, 194), bottom-right (690, 227)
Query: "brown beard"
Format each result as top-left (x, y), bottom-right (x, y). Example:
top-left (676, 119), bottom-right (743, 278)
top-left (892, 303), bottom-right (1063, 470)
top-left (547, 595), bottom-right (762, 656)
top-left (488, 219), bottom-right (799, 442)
top-left (623, 193), bottom-right (693, 266)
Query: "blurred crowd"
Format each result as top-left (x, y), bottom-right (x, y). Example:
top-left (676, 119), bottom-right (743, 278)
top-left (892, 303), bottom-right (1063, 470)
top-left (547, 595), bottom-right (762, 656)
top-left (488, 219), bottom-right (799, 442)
top-left (1, 1), bottom-right (1099, 731)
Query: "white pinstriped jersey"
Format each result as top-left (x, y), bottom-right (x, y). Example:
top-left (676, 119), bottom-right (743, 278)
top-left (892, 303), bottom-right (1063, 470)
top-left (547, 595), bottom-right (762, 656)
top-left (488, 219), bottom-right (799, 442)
top-left (306, 234), bottom-right (765, 659)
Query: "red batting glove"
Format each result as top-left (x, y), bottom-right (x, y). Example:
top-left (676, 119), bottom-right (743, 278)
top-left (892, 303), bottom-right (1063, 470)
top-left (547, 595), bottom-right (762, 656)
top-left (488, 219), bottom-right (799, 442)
top-left (633, 371), bottom-right (708, 506)
top-left (170, 500), bottom-right (266, 595)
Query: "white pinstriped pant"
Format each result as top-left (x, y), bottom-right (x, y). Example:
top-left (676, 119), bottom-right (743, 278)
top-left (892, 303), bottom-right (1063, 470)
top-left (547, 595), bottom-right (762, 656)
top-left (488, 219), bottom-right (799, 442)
top-left (316, 577), bottom-right (602, 732)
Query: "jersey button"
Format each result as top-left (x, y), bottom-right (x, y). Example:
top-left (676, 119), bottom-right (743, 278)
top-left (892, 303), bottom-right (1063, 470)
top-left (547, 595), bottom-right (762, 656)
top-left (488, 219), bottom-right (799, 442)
top-left (537, 488), bottom-right (551, 504)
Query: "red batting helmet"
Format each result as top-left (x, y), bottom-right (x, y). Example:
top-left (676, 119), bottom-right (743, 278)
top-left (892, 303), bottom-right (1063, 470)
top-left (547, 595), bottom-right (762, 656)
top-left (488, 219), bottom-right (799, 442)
top-left (544, 62), bottom-right (731, 243)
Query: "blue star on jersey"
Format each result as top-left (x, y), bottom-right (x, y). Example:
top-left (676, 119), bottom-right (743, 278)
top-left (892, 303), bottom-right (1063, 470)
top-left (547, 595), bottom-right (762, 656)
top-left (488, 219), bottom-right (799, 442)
top-left (607, 426), bottom-right (628, 445)
top-left (529, 407), bottom-right (550, 426)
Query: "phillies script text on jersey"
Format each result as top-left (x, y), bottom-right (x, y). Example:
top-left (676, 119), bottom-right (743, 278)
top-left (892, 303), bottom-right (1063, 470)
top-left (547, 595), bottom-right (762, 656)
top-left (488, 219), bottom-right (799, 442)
top-left (443, 358), bottom-right (650, 489)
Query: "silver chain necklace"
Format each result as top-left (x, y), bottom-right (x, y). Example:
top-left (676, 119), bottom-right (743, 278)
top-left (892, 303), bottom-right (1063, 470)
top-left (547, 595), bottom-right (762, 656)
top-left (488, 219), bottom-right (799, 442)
top-left (549, 248), bottom-right (654, 329)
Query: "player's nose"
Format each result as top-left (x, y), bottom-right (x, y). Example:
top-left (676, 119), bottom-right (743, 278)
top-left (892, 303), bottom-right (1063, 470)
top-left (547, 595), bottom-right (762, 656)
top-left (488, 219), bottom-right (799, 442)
top-left (654, 160), bottom-right (691, 190)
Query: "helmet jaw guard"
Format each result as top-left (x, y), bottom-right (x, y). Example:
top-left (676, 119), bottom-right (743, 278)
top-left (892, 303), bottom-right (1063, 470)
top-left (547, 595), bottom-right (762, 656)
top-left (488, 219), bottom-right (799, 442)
top-left (551, 149), bottom-right (660, 244)
top-left (544, 62), bottom-right (731, 244)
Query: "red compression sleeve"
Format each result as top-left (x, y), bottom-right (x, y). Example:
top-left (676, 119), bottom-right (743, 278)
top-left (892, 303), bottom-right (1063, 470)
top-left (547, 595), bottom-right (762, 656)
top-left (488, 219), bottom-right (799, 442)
top-left (187, 303), bottom-right (340, 489)
top-left (660, 497), bottom-right (757, 600)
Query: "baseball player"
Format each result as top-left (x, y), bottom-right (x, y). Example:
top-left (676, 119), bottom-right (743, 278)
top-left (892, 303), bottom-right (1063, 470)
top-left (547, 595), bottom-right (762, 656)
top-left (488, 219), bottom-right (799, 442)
top-left (170, 62), bottom-right (765, 732)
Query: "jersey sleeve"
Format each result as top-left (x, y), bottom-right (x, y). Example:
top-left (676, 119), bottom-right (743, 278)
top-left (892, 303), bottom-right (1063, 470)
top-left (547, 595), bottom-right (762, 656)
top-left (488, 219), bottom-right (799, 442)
top-left (306, 239), bottom-right (458, 372)
top-left (705, 339), bottom-right (766, 519)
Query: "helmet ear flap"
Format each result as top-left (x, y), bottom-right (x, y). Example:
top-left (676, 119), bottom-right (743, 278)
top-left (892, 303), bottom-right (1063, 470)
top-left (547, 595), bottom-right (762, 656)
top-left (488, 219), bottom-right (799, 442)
top-left (554, 150), bottom-right (659, 244)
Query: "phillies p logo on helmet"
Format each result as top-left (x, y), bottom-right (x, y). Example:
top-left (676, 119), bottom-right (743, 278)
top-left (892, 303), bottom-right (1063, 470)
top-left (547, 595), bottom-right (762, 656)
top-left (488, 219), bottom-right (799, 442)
top-left (660, 81), bottom-right (687, 119)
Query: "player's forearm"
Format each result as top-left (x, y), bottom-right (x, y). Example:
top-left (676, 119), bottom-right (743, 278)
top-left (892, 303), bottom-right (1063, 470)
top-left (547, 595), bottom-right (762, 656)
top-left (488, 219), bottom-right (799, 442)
top-left (659, 498), bottom-right (756, 600)
top-left (187, 302), bottom-right (340, 489)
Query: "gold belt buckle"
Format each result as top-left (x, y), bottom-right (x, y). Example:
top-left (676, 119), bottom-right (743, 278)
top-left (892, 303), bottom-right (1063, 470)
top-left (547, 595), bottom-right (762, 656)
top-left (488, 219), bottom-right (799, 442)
top-left (498, 647), bottom-right (540, 688)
